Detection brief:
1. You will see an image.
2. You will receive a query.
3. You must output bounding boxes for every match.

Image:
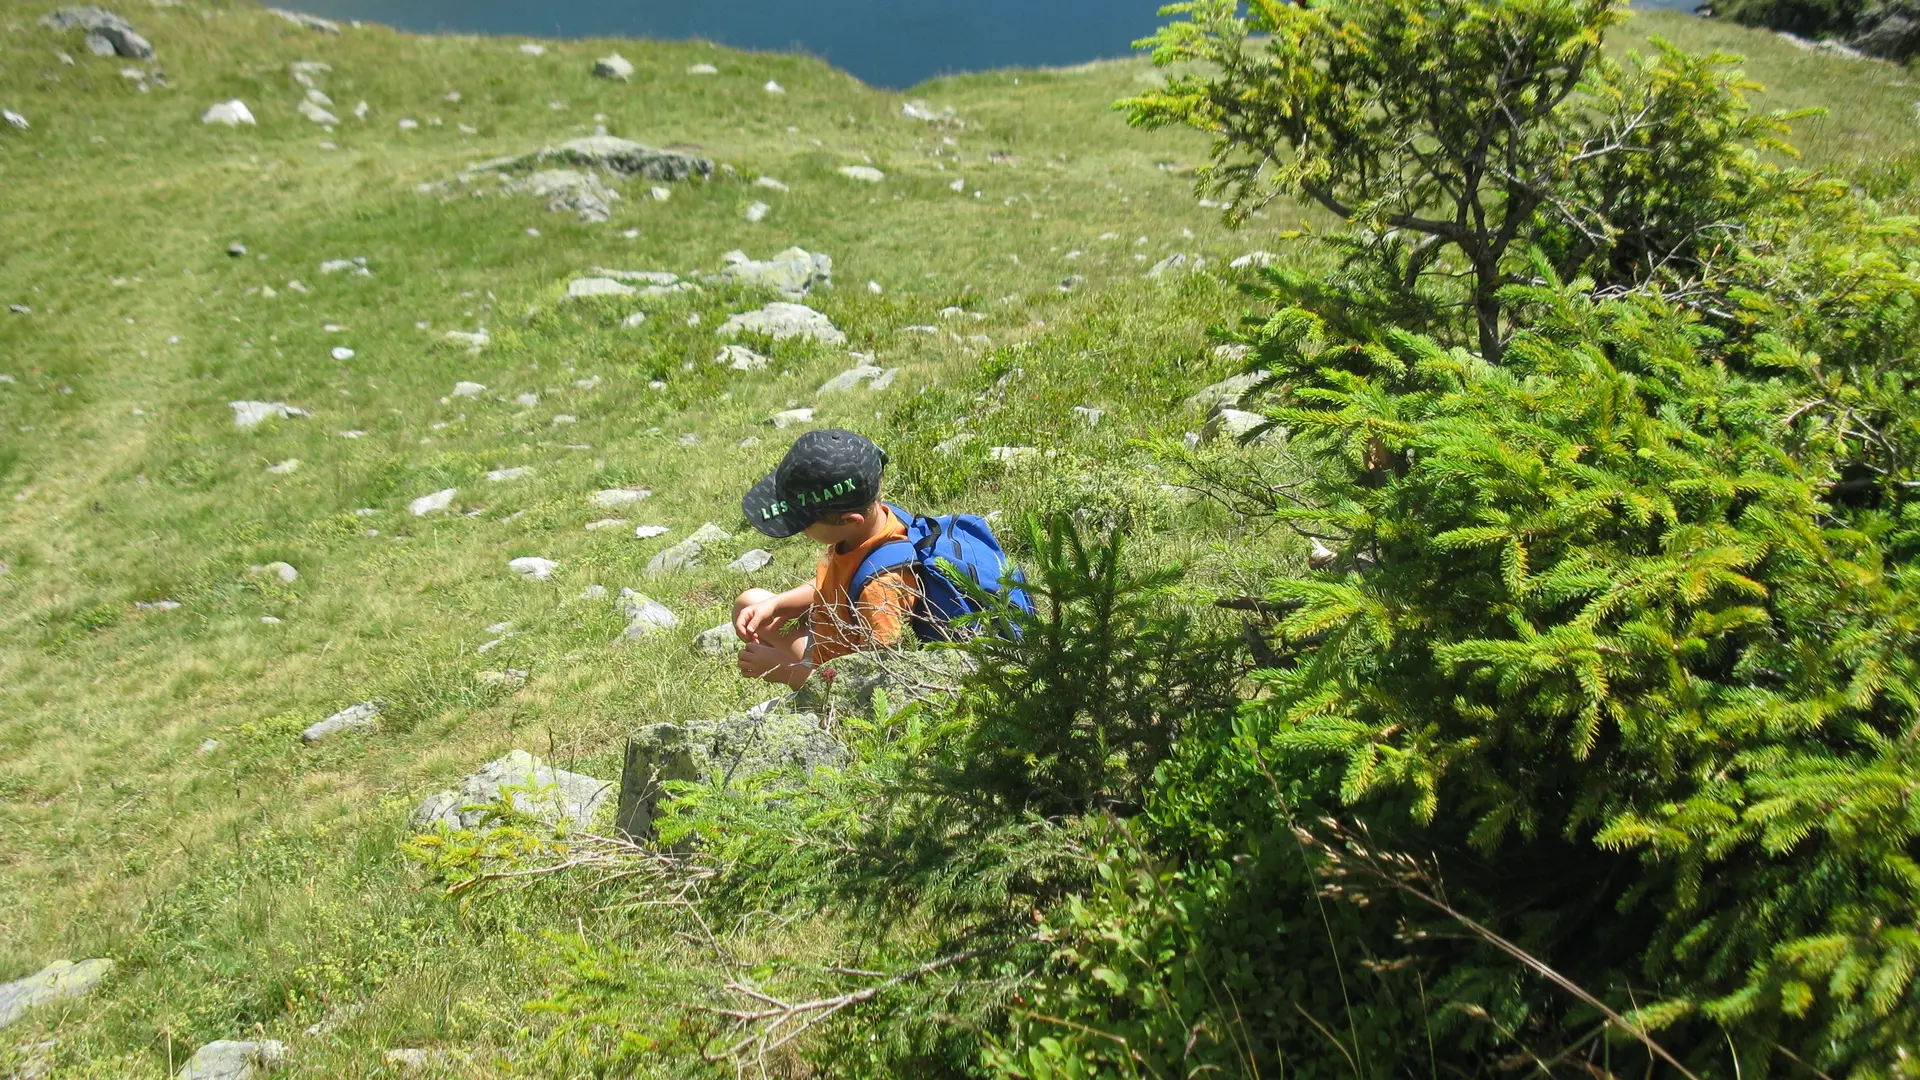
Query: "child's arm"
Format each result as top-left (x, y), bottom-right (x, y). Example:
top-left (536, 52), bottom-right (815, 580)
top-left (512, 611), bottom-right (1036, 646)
top-left (735, 581), bottom-right (818, 644)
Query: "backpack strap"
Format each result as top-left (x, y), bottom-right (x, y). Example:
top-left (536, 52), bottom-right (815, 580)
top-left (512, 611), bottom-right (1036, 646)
top-left (850, 538), bottom-right (921, 601)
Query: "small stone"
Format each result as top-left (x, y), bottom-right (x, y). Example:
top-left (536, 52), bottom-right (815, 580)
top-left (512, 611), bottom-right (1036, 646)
top-left (451, 381), bottom-right (487, 398)
top-left (0, 959), bottom-right (116, 1031)
top-left (1201, 408), bottom-right (1278, 445)
top-left (330, 346), bottom-right (354, 361)
top-left (486, 466), bottom-right (532, 482)
top-left (693, 621), bottom-right (742, 656)
top-left (410, 488), bottom-right (457, 516)
top-left (934, 432), bottom-right (977, 456)
top-left (445, 329), bottom-right (490, 351)
top-left (135, 600), bottom-right (181, 611)
top-left (646, 522), bottom-right (731, 575)
top-left (476, 669), bottom-right (528, 687)
top-left (585, 518), bottom-right (629, 531)
top-left (1230, 251), bottom-right (1277, 270)
top-left (258, 617), bottom-right (281, 627)
top-left (764, 80), bottom-right (785, 94)
top-left (768, 407), bottom-right (815, 429)
top-left (257, 561), bottom-right (298, 584)
top-left (266, 459), bottom-right (300, 474)
top-left (519, 42), bottom-right (546, 55)
top-left (633, 524), bottom-right (669, 539)
top-left (728, 548), bottom-right (773, 573)
top-left (1072, 405), bottom-right (1105, 427)
top-left (319, 258), bottom-right (371, 276)
top-left (3, 109), bottom-right (29, 130)
top-left (618, 589), bottom-right (680, 639)
top-left (688, 63), bottom-right (718, 74)
top-left (200, 737), bottom-right (223, 754)
top-left (176, 1039), bottom-right (287, 1080)
top-left (593, 53), bottom-right (635, 80)
top-left (589, 487), bottom-right (651, 508)
top-left (744, 201), bottom-right (770, 223)
top-left (755, 176), bottom-right (790, 192)
top-left (1308, 540), bottom-right (1338, 569)
top-left (714, 247), bottom-right (832, 299)
top-left (623, 312), bottom-right (647, 328)
top-left (514, 393), bottom-right (539, 407)
top-left (552, 414), bottom-right (577, 425)
top-left (298, 100), bottom-right (339, 125)
top-left (201, 100), bottom-right (256, 126)
top-left (650, 186), bottom-right (672, 201)
top-left (301, 701), bottom-right (379, 744)
top-left (579, 584), bottom-right (608, 600)
top-left (227, 241), bottom-right (248, 258)
top-left (397, 117), bottom-right (418, 130)
top-left (1185, 370), bottom-right (1268, 413)
top-left (989, 446), bottom-right (1038, 462)
top-left (716, 345), bottom-right (770, 371)
top-left (837, 165), bottom-right (885, 183)
top-left (509, 556), bottom-right (560, 581)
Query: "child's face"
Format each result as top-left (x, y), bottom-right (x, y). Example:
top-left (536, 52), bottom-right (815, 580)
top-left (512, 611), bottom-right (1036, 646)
top-left (800, 511), bottom-right (867, 546)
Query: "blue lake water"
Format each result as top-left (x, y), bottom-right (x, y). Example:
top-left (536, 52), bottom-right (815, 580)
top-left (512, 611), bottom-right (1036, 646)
top-left (293, 0), bottom-right (1704, 91)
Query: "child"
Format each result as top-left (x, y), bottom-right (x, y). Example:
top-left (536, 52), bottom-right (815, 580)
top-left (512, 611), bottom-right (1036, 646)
top-left (733, 429), bottom-right (919, 689)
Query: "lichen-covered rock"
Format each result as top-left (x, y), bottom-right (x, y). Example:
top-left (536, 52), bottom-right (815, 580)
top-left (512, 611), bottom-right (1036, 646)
top-left (1184, 370), bottom-right (1269, 413)
top-left (412, 750), bottom-right (612, 831)
top-left (0, 959), bottom-right (114, 1031)
top-left (508, 169), bottom-right (620, 223)
top-left (713, 248), bottom-right (832, 299)
top-left (797, 649), bottom-right (974, 722)
top-left (817, 364), bottom-right (890, 394)
top-left (689, 698), bottom-right (846, 778)
top-left (175, 1039), bottom-right (287, 1080)
top-left (617, 589), bottom-right (680, 639)
top-left (717, 303), bottom-right (846, 345)
top-left (692, 621), bottom-right (741, 656)
top-left (646, 522), bottom-right (732, 576)
top-left (566, 276), bottom-right (637, 299)
top-left (40, 7), bottom-right (153, 59)
top-left (482, 136), bottom-right (714, 182)
top-left (728, 548), bottom-right (774, 573)
top-left (300, 701), bottom-right (378, 744)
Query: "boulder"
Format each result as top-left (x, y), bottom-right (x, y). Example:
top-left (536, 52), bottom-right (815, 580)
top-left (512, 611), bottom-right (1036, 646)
top-left (1201, 408), bottom-right (1279, 446)
top-left (409, 488), bottom-right (456, 516)
top-left (509, 169), bottom-right (620, 223)
top-left (40, 7), bottom-right (153, 59)
top-left (0, 959), bottom-right (115, 1031)
top-left (413, 751), bottom-right (611, 831)
top-left (1851, 0), bottom-right (1920, 59)
top-left (300, 701), bottom-right (379, 744)
top-left (490, 135), bottom-right (714, 182)
top-left (617, 589), bottom-right (680, 639)
top-left (797, 649), bottom-right (975, 721)
top-left (717, 303), bottom-right (846, 345)
top-left (176, 1040), bottom-right (287, 1080)
top-left (817, 364), bottom-right (889, 394)
top-left (201, 100), bottom-right (255, 126)
top-left (566, 277), bottom-right (636, 300)
top-left (509, 556), bottom-right (560, 580)
top-left (714, 248), bottom-right (832, 299)
top-left (229, 401), bottom-right (307, 428)
top-left (588, 487), bottom-right (651, 508)
top-left (592, 53), bottom-right (634, 80)
top-left (728, 549), bottom-right (773, 573)
top-left (1184, 370), bottom-right (1269, 413)
top-left (715, 345), bottom-right (770, 371)
top-left (647, 522), bottom-right (732, 576)
top-left (692, 621), bottom-right (741, 656)
top-left (267, 7), bottom-right (342, 33)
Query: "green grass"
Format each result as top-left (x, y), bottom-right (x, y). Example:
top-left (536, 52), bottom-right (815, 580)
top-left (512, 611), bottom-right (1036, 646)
top-left (0, 2), bottom-right (1912, 1074)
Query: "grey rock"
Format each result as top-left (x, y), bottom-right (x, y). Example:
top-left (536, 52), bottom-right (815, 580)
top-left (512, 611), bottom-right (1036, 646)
top-left (445, 330), bottom-right (490, 351)
top-left (254, 561), bottom-right (298, 584)
top-left (769, 407), bottom-right (815, 429)
top-left (486, 466), bottom-right (533, 482)
top-left (718, 303), bottom-right (845, 345)
top-left (617, 589), bottom-right (680, 639)
top-left (817, 364), bottom-right (889, 394)
top-left (318, 257), bottom-right (370, 276)
top-left (3, 109), bottom-right (27, 130)
top-left (482, 135), bottom-right (714, 183)
top-left (509, 556), bottom-right (560, 581)
top-left (566, 277), bottom-right (636, 300)
top-left (744, 201), bottom-right (770, 223)
top-left (1229, 251), bottom-right (1277, 270)
top-left (694, 698), bottom-right (846, 778)
top-left (592, 53), bottom-right (634, 80)
top-left (1201, 408), bottom-right (1280, 446)
top-left (297, 100), bottom-right (338, 125)
top-left (715, 345), bottom-right (770, 371)
top-left (692, 621), bottom-right (742, 656)
top-left (508, 169), bottom-right (620, 223)
top-left (646, 522), bottom-right (731, 575)
top-left (0, 959), bottom-right (115, 1031)
top-left (837, 165), bottom-right (885, 183)
top-left (1071, 405), bottom-right (1105, 427)
top-left (1851, 0), bottom-right (1920, 59)
top-left (229, 401), bottom-right (308, 429)
top-left (1184, 370), bottom-right (1268, 413)
top-left (714, 248), bottom-right (832, 299)
top-left (1148, 253), bottom-right (1200, 279)
top-left (201, 100), bottom-right (255, 126)
top-left (175, 1039), bottom-right (287, 1080)
top-left (413, 749), bottom-right (611, 831)
top-left (795, 649), bottom-right (974, 722)
top-left (40, 7), bottom-right (153, 59)
top-left (588, 487), bottom-right (651, 508)
top-left (300, 701), bottom-right (379, 744)
top-left (409, 488), bottom-right (456, 516)
top-left (728, 548), bottom-right (773, 573)
top-left (267, 8), bottom-right (341, 33)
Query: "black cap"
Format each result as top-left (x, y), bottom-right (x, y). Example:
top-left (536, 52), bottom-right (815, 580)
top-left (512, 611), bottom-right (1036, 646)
top-left (743, 429), bottom-right (889, 538)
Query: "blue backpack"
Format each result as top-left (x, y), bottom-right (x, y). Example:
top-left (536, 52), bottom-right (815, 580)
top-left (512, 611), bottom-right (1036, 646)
top-left (850, 505), bottom-right (1035, 642)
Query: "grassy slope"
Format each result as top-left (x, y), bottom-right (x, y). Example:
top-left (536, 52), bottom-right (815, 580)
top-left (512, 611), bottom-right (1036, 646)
top-left (0, 3), bottom-right (1910, 1074)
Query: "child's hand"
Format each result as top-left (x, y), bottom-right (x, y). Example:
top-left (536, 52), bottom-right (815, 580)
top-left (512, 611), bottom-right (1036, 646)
top-left (734, 595), bottom-right (785, 643)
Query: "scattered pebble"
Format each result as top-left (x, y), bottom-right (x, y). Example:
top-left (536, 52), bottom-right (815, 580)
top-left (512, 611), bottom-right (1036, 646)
top-left (589, 487), bottom-right (652, 508)
top-left (509, 556), bottom-right (560, 581)
top-left (837, 165), bottom-right (885, 183)
top-left (688, 63), bottom-right (718, 75)
top-left (745, 201), bottom-right (770, 222)
top-left (486, 466), bottom-right (533, 482)
top-left (764, 80), bottom-right (785, 94)
top-left (729, 549), bottom-right (774, 573)
top-left (302, 701), bottom-right (379, 744)
top-left (633, 524), bottom-right (669, 539)
top-left (410, 488), bottom-right (457, 515)
top-left (331, 346), bottom-right (355, 361)
top-left (201, 100), bottom-right (256, 126)
top-left (266, 459), bottom-right (300, 474)
top-left (519, 42), bottom-right (546, 55)
top-left (594, 53), bottom-right (635, 80)
top-left (584, 518), bottom-right (629, 531)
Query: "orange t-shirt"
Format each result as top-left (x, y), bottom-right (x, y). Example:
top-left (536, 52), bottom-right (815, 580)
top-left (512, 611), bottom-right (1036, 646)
top-left (809, 506), bottom-right (920, 665)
